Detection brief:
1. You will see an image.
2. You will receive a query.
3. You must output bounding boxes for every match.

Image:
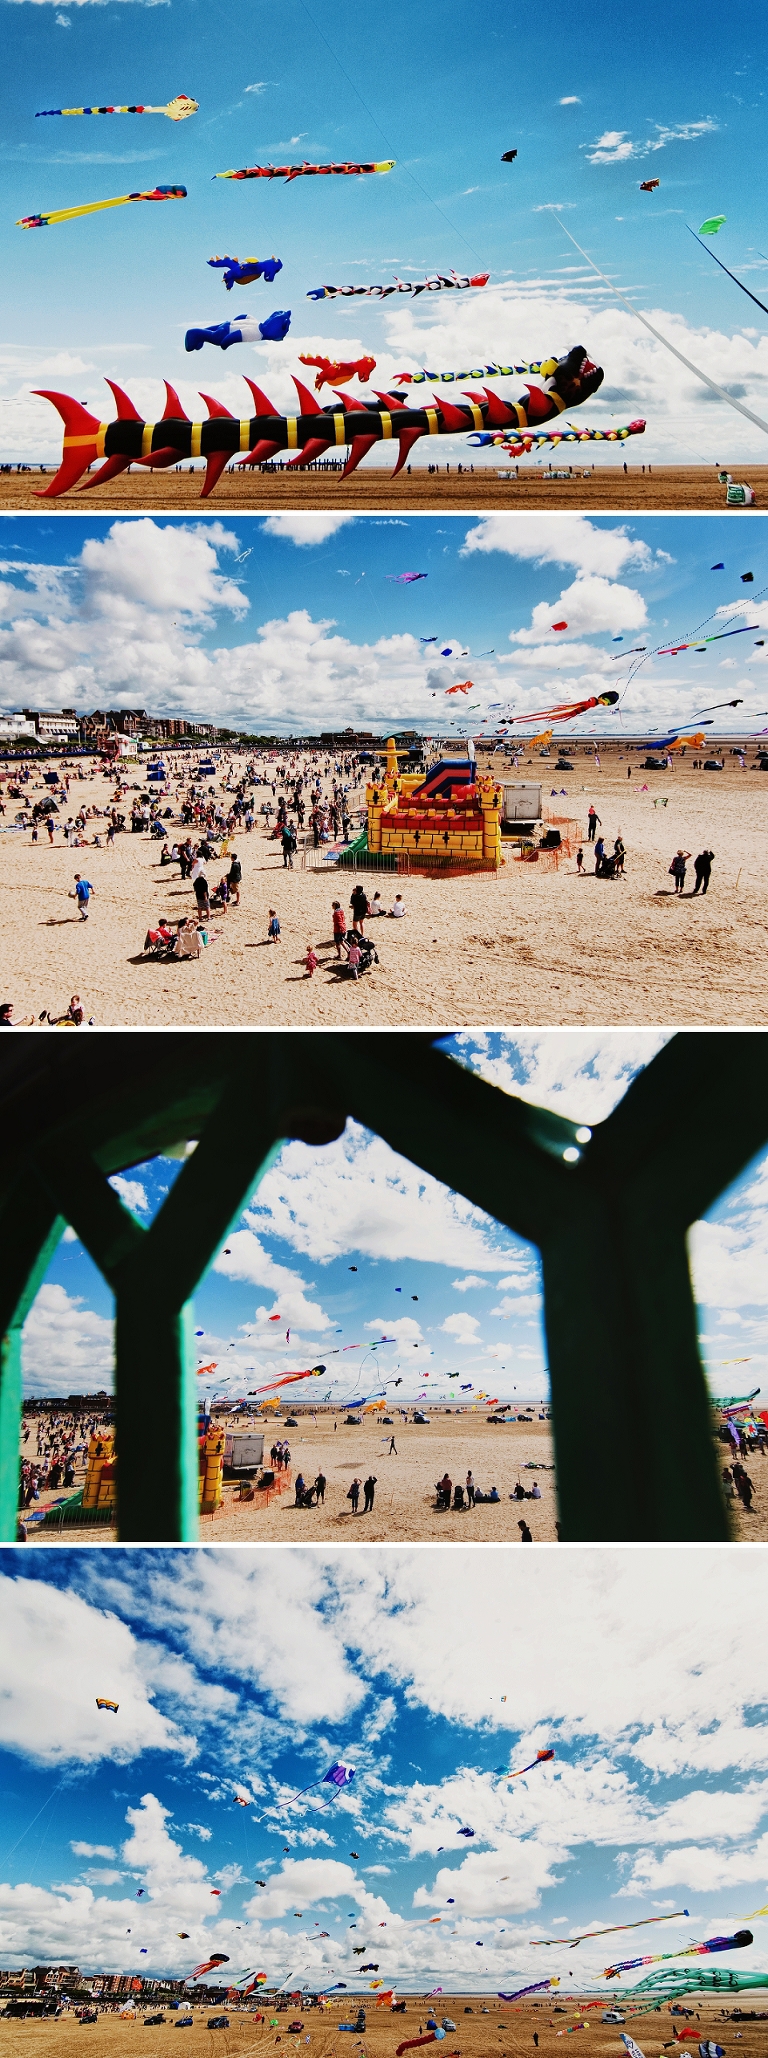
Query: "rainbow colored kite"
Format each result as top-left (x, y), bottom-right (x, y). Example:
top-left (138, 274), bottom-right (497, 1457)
top-left (215, 159), bottom-right (394, 184)
top-left (35, 94), bottom-right (197, 120)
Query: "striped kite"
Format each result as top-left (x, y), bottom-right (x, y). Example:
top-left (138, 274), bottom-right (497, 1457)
top-left (96, 1697), bottom-right (119, 1712)
top-left (531, 1910), bottom-right (690, 1947)
top-left (604, 1930), bottom-right (753, 1979)
top-left (497, 1983), bottom-right (559, 2002)
top-left (308, 271), bottom-right (488, 300)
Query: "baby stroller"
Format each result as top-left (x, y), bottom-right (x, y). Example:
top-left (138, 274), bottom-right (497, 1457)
top-left (345, 928), bottom-right (379, 972)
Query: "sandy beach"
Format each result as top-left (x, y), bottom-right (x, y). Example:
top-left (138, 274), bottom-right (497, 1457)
top-left (2, 744), bottom-right (767, 1027)
top-left (1, 468), bottom-right (766, 514)
top-left (0, 1992), bottom-right (762, 2058)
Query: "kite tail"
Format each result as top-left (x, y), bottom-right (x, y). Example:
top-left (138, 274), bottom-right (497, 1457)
top-left (32, 391), bottom-right (102, 496)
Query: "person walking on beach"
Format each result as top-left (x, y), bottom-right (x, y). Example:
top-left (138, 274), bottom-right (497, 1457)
top-left (692, 849), bottom-right (714, 894)
top-left (388, 1435), bottom-right (397, 1455)
top-left (670, 848), bottom-right (691, 895)
top-left (518, 1519), bottom-right (533, 1541)
top-left (72, 874), bottom-right (94, 921)
top-left (350, 882), bottom-right (368, 933)
top-left (363, 1474), bottom-right (377, 1512)
top-left (347, 1477), bottom-right (361, 1514)
top-left (587, 806), bottom-right (600, 842)
top-left (315, 1471), bottom-right (326, 1504)
top-left (332, 901), bottom-right (346, 958)
top-left (267, 908), bottom-right (281, 943)
top-left (304, 944), bottom-right (319, 977)
top-left (576, 847), bottom-right (584, 873)
top-left (227, 852), bottom-right (242, 905)
top-left (347, 938), bottom-right (362, 980)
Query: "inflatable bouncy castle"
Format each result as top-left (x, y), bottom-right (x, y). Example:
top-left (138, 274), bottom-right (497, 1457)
top-left (363, 740), bottom-right (503, 872)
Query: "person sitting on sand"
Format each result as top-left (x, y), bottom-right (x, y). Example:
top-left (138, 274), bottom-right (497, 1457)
top-left (389, 894), bottom-right (406, 917)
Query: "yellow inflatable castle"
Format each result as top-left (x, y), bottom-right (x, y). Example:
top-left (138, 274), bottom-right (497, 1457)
top-left (365, 739), bottom-right (503, 871)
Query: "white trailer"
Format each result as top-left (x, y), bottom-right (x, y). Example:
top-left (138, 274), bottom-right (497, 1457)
top-left (500, 782), bottom-right (542, 831)
top-left (223, 1432), bottom-right (265, 1475)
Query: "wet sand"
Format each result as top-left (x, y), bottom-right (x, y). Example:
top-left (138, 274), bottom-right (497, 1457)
top-left (2, 746), bottom-right (767, 1027)
top-left (1, 467), bottom-right (766, 512)
top-left (0, 1993), bottom-right (762, 2058)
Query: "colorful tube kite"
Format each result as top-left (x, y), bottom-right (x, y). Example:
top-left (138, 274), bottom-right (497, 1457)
top-left (396, 360), bottom-right (557, 384)
top-left (510, 693), bottom-right (619, 723)
top-left (387, 572), bottom-right (427, 582)
top-left (208, 255), bottom-right (283, 290)
top-left (508, 1748), bottom-right (554, 1779)
top-left (531, 1911), bottom-right (690, 1947)
top-left (18, 184), bottom-right (186, 228)
top-left (185, 313), bottom-right (291, 350)
top-left (192, 1956), bottom-right (230, 1979)
top-left (308, 271), bottom-right (489, 300)
top-left (626, 1968), bottom-right (768, 2000)
top-left (215, 159), bottom-right (394, 184)
top-left (299, 353), bottom-right (377, 390)
top-left (657, 625), bottom-right (759, 656)
top-left (33, 360), bottom-right (608, 498)
top-left (36, 94), bottom-right (197, 119)
top-left (396, 2038), bottom-right (437, 2055)
top-left (96, 1697), bottom-right (119, 1712)
top-left (250, 1364), bottom-right (327, 1395)
top-left (497, 1983), bottom-right (558, 2002)
top-left (604, 1930), bottom-right (753, 1979)
top-left (471, 421), bottom-right (645, 455)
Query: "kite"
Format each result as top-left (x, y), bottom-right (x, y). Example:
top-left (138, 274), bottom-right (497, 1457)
top-left (18, 184), bottom-right (186, 228)
top-left (699, 216), bottom-right (726, 234)
top-left (308, 271), bottom-right (488, 299)
top-left (234, 1795), bottom-right (251, 1807)
top-left (282, 1761), bottom-right (356, 1807)
top-left (387, 572), bottom-right (428, 583)
top-left (446, 681), bottom-right (474, 695)
top-left (626, 1969), bottom-right (768, 2000)
top-left (36, 94), bottom-right (197, 120)
top-left (501, 149), bottom-right (518, 161)
top-left (208, 255), bottom-right (283, 290)
top-left (509, 693), bottom-right (619, 724)
top-left (657, 625), bottom-right (758, 656)
top-left (396, 2039), bottom-right (438, 2055)
top-left (604, 1930), bottom-right (753, 1979)
top-left (531, 1911), bottom-right (690, 1947)
top-left (215, 159), bottom-right (395, 184)
top-left (552, 621), bottom-right (568, 632)
top-left (497, 1984), bottom-right (558, 2003)
top-left (457, 1826), bottom-right (475, 1837)
top-left (395, 358), bottom-right (584, 385)
top-left (685, 228), bottom-right (768, 318)
top-left (177, 1935), bottom-right (190, 1940)
top-left (375, 1993), bottom-right (395, 2007)
top-left (470, 421), bottom-right (645, 457)
top-left (639, 179), bottom-right (660, 191)
top-left (249, 1364), bottom-right (327, 1395)
top-left (185, 313), bottom-right (291, 350)
top-left (299, 354), bottom-right (377, 391)
top-left (197, 1363), bottom-right (218, 1378)
top-left (96, 1697), bottom-right (119, 1712)
top-left (509, 1748), bottom-right (554, 1779)
top-left (192, 1957), bottom-right (230, 1979)
top-left (34, 358), bottom-right (610, 498)
top-left (620, 2039), bottom-right (646, 2058)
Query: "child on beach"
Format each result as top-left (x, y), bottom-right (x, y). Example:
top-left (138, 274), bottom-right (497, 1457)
top-left (304, 944), bottom-right (319, 977)
top-left (331, 901), bottom-right (346, 958)
top-left (576, 848), bottom-right (584, 872)
top-left (267, 909), bottom-right (281, 943)
top-left (347, 938), bottom-right (362, 979)
top-left (71, 875), bottom-right (94, 921)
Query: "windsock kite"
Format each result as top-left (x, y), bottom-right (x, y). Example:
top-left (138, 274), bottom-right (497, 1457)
top-left (33, 352), bottom-right (611, 498)
top-left (208, 254), bottom-right (283, 289)
top-left (18, 184), bottom-right (186, 228)
top-left (192, 1956), bottom-right (230, 1980)
top-left (215, 159), bottom-right (394, 184)
top-left (658, 625), bottom-right (759, 655)
top-left (308, 271), bottom-right (488, 299)
top-left (250, 1364), bottom-right (327, 1394)
top-left (604, 1930), bottom-right (753, 1979)
top-left (36, 94), bottom-right (197, 120)
top-left (531, 1910), bottom-right (690, 1947)
top-left (497, 1983), bottom-right (559, 2002)
top-left (508, 1748), bottom-right (555, 1779)
top-left (509, 693), bottom-right (620, 723)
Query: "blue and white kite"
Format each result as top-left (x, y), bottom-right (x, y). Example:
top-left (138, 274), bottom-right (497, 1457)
top-left (185, 310), bottom-right (291, 351)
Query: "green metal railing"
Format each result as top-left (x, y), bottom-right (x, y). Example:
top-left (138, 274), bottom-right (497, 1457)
top-left (0, 1031), bottom-right (765, 1542)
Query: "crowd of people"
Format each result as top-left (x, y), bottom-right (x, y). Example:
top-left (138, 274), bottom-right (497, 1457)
top-left (18, 1406), bottom-right (110, 1510)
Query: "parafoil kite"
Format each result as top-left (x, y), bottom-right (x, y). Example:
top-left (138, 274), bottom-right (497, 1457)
top-left (510, 693), bottom-right (619, 723)
top-left (604, 1930), bottom-right (753, 1979)
top-left (283, 1760), bottom-right (356, 1807)
top-left (387, 572), bottom-right (428, 583)
top-left (497, 1983), bottom-right (558, 2002)
top-left (457, 1826), bottom-right (475, 1837)
top-left (96, 1697), bottom-right (119, 1711)
top-left (531, 1911), bottom-right (690, 1947)
top-left (185, 313), bottom-right (291, 351)
top-left (509, 1748), bottom-right (554, 1779)
top-left (234, 1795), bottom-right (251, 1806)
top-left (552, 621), bottom-right (568, 632)
top-left (501, 150), bottom-right (518, 161)
top-left (18, 184), bottom-right (186, 229)
top-left (307, 272), bottom-right (489, 300)
top-left (192, 1956), bottom-right (230, 1979)
top-left (215, 159), bottom-right (394, 184)
top-left (639, 179), bottom-right (659, 192)
top-left (36, 94), bottom-right (197, 120)
top-left (208, 255), bottom-right (283, 290)
top-left (699, 216), bottom-right (726, 234)
top-left (177, 1935), bottom-right (190, 1940)
top-left (34, 361), bottom-right (609, 498)
top-left (299, 354), bottom-right (376, 391)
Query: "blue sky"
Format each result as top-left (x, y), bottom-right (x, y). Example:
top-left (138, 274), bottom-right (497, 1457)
top-left (21, 1032), bottom-right (767, 1410)
top-left (3, 512), bottom-right (768, 733)
top-left (1, 1548), bottom-right (767, 1988)
top-left (2, 0), bottom-right (768, 464)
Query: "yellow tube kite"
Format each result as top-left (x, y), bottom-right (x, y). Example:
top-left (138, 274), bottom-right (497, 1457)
top-left (17, 184), bottom-right (186, 228)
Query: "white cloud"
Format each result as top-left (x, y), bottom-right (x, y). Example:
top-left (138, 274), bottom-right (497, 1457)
top-left (461, 516), bottom-right (652, 580)
top-left (364, 1315), bottom-right (423, 1343)
top-left (559, 96), bottom-right (581, 104)
top-left (0, 1576), bottom-right (194, 1766)
top-left (451, 1276), bottom-right (487, 1293)
top-left (510, 574), bottom-right (647, 644)
top-left (447, 1032), bottom-right (673, 1126)
top-left (212, 1231), bottom-right (334, 1331)
top-left (261, 516), bottom-right (357, 546)
top-left (584, 119), bottom-right (717, 164)
top-left (109, 1174), bottom-right (150, 1215)
top-left (440, 1312), bottom-right (480, 1343)
top-left (71, 1842), bottom-right (116, 1859)
top-left (21, 1282), bottom-right (114, 1397)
